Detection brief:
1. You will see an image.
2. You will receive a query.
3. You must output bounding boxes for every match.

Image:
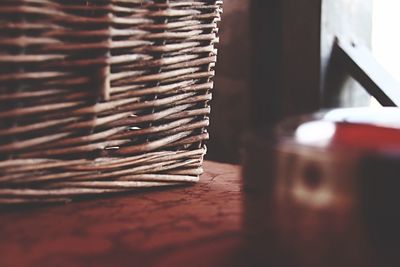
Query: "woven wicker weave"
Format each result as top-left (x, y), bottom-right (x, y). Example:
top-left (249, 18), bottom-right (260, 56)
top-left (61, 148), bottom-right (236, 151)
top-left (0, 0), bottom-right (222, 204)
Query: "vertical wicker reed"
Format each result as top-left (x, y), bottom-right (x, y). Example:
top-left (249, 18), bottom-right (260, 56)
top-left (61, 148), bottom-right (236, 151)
top-left (0, 0), bottom-right (222, 204)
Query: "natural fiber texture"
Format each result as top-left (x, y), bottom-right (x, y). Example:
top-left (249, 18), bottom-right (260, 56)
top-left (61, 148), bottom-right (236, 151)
top-left (0, 0), bottom-right (222, 204)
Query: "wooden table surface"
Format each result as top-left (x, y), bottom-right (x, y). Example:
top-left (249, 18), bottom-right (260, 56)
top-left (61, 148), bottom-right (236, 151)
top-left (0, 161), bottom-right (245, 267)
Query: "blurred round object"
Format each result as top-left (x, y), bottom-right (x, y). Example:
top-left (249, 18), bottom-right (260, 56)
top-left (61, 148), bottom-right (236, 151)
top-left (272, 107), bottom-right (400, 267)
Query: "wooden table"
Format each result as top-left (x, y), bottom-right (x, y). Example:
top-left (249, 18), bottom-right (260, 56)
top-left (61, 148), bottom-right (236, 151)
top-left (4, 158), bottom-right (398, 267)
top-left (0, 161), bottom-right (246, 267)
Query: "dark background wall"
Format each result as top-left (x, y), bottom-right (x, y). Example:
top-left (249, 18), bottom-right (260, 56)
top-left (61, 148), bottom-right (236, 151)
top-left (207, 0), bottom-right (373, 163)
top-left (207, 0), bottom-right (251, 163)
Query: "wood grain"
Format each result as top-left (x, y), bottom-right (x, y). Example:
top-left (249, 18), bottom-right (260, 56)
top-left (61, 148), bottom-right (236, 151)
top-left (0, 161), bottom-right (243, 267)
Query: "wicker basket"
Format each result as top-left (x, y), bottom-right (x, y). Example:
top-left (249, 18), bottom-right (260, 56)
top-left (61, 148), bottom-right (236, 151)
top-left (0, 0), bottom-right (222, 204)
